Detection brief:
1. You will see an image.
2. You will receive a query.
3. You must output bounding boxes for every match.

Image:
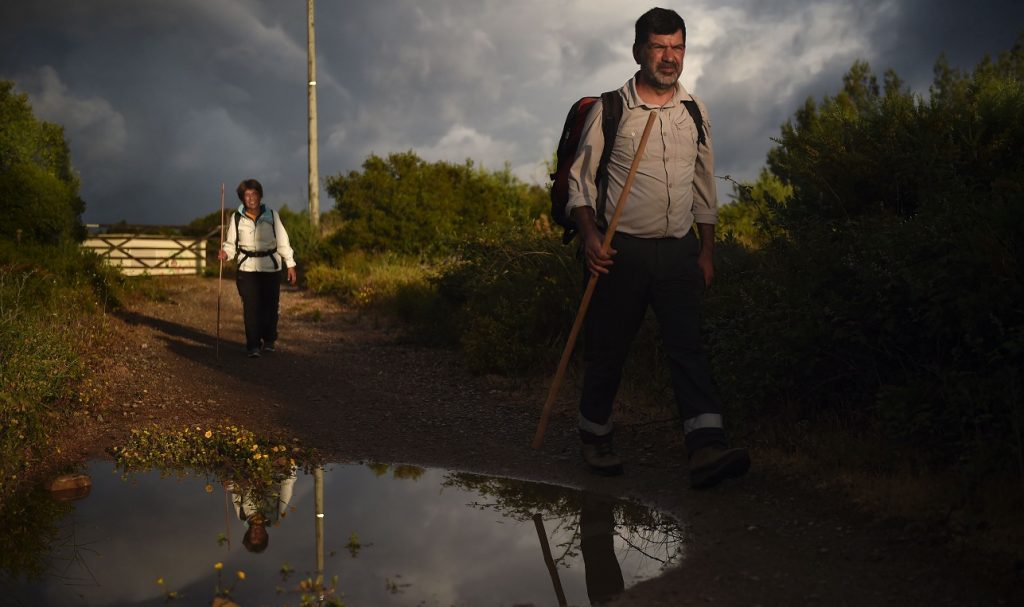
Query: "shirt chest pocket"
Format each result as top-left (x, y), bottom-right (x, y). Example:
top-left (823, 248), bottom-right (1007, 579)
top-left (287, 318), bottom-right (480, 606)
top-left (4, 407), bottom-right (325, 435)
top-left (610, 129), bottom-right (636, 167)
top-left (668, 113), bottom-right (698, 166)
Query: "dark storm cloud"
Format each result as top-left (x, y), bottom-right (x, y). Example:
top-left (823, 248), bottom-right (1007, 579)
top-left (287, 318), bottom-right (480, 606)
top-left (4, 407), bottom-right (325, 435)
top-left (869, 0), bottom-right (1023, 90)
top-left (692, 0), bottom-right (1023, 198)
top-left (1, 0), bottom-right (317, 223)
top-left (1, 1), bottom-right (1021, 224)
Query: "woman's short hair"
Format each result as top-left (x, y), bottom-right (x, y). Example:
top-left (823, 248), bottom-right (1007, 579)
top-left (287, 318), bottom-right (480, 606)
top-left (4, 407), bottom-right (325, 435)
top-left (236, 178), bottom-right (263, 202)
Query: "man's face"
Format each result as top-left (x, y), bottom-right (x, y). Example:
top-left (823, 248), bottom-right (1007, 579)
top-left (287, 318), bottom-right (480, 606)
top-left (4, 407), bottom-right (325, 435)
top-left (243, 188), bottom-right (262, 211)
top-left (637, 30), bottom-right (685, 90)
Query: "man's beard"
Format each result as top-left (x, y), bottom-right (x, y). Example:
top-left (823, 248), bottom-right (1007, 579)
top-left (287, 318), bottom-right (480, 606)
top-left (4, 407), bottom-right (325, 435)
top-left (644, 61), bottom-right (681, 90)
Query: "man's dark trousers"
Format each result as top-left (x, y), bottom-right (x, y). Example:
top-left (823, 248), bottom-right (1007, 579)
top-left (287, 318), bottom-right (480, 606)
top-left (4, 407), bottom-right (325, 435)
top-left (236, 270), bottom-right (281, 351)
top-left (579, 229), bottom-right (727, 455)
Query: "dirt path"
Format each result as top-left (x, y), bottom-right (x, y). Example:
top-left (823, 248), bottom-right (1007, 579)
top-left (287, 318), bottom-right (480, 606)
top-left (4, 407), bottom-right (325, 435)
top-left (66, 276), bottom-right (1017, 606)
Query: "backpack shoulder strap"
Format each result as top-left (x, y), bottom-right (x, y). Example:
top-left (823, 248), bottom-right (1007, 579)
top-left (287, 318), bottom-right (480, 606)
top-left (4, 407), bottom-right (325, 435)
top-left (594, 90), bottom-right (624, 230)
top-left (682, 96), bottom-right (706, 147)
top-left (267, 209), bottom-right (277, 241)
top-left (597, 90), bottom-right (623, 179)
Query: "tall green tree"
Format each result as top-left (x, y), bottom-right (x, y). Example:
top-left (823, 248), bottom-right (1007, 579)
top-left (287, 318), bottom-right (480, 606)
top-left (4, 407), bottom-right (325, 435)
top-left (0, 80), bottom-right (84, 244)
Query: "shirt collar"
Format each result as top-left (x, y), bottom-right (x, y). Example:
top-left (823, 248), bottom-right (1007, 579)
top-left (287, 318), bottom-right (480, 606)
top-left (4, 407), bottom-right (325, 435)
top-left (624, 74), bottom-right (690, 110)
top-left (236, 203), bottom-right (269, 221)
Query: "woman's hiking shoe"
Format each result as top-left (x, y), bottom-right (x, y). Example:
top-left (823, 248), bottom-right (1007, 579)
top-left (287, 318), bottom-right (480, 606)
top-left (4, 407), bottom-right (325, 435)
top-left (689, 446), bottom-right (750, 489)
top-left (580, 431), bottom-right (624, 476)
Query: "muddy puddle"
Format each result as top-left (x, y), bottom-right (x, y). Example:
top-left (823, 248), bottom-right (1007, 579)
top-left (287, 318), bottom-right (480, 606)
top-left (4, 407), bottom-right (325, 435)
top-left (4, 461), bottom-right (684, 606)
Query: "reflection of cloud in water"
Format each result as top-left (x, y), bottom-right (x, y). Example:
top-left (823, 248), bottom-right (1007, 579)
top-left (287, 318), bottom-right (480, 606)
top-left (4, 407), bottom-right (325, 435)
top-left (7, 461), bottom-right (683, 607)
top-left (48, 467), bottom-right (229, 605)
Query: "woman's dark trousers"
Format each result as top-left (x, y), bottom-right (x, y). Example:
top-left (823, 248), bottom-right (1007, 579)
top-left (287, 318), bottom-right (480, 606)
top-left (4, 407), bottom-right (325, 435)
top-left (236, 270), bottom-right (281, 351)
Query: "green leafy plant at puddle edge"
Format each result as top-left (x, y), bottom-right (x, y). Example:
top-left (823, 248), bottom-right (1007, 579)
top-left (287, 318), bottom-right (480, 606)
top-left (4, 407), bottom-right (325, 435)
top-left (109, 424), bottom-right (322, 486)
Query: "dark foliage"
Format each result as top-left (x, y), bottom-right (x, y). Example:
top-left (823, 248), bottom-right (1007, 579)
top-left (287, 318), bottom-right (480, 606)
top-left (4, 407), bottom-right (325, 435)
top-left (708, 39), bottom-right (1024, 473)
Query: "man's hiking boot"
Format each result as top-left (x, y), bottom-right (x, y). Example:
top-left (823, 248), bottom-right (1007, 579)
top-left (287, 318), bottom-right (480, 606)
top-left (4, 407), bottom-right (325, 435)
top-left (262, 341), bottom-right (275, 353)
top-left (580, 431), bottom-right (623, 476)
top-left (689, 446), bottom-right (750, 489)
top-left (247, 349), bottom-right (261, 358)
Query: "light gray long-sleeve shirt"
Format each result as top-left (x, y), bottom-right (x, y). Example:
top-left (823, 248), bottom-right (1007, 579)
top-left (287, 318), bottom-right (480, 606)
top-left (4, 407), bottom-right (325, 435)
top-left (566, 76), bottom-right (718, 238)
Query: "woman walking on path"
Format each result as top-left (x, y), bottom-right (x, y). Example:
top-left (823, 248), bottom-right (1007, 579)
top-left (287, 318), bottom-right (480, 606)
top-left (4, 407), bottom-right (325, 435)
top-left (219, 178), bottom-right (297, 358)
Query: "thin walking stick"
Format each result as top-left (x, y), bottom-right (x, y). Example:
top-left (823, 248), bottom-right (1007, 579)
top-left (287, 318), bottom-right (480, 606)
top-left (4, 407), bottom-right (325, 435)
top-left (532, 110), bottom-right (658, 449)
top-left (222, 481), bottom-right (232, 549)
top-left (533, 513), bottom-right (567, 606)
top-left (216, 183), bottom-right (225, 360)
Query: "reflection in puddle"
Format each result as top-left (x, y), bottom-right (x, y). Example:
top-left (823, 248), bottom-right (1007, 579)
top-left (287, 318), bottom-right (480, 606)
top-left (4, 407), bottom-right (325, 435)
top-left (4, 462), bottom-right (684, 606)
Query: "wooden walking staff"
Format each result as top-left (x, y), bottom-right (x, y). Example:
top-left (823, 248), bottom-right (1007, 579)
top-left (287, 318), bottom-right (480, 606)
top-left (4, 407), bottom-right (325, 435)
top-left (533, 512), bottom-right (568, 607)
top-left (216, 183), bottom-right (225, 360)
top-left (532, 110), bottom-right (659, 449)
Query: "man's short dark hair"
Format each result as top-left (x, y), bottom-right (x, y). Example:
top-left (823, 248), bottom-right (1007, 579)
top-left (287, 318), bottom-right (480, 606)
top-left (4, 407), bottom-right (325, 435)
top-left (237, 178), bottom-right (263, 202)
top-left (634, 8), bottom-right (686, 47)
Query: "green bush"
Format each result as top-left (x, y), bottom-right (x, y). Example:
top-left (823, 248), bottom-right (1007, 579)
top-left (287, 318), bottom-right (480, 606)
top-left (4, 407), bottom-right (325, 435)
top-left (0, 238), bottom-right (152, 500)
top-left (0, 163), bottom-right (81, 244)
top-left (304, 251), bottom-right (437, 319)
top-left (325, 151), bottom-right (547, 257)
top-left (426, 228), bottom-right (581, 374)
top-left (0, 247), bottom-right (107, 498)
top-left (706, 42), bottom-right (1024, 473)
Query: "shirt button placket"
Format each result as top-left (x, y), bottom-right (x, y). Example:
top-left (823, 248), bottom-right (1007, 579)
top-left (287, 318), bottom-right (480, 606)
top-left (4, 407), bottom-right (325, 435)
top-left (660, 111), bottom-right (671, 236)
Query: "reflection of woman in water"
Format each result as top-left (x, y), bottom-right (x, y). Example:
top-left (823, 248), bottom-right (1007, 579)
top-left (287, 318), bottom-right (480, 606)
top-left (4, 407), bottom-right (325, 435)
top-left (224, 470), bottom-right (297, 553)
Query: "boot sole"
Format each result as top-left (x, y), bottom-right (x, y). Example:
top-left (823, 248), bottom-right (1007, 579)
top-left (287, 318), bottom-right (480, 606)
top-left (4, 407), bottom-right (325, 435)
top-left (690, 449), bottom-right (750, 489)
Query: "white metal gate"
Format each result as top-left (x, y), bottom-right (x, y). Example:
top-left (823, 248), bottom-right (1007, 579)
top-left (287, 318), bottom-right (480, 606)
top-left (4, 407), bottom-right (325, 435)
top-left (82, 225), bottom-right (219, 276)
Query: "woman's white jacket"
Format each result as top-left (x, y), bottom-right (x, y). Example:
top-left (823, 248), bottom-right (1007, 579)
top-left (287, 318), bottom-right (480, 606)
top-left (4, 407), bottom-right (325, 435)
top-left (221, 204), bottom-right (297, 273)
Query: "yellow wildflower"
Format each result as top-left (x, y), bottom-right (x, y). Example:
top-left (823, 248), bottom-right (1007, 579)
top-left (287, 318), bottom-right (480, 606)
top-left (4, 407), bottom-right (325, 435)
top-left (204, 430), bottom-right (213, 439)
top-left (214, 562), bottom-right (223, 570)
top-left (237, 570), bottom-right (246, 580)
top-left (156, 577), bottom-right (164, 585)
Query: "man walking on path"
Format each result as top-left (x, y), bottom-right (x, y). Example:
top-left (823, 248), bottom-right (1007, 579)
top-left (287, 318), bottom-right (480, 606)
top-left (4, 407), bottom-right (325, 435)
top-left (566, 8), bottom-right (749, 488)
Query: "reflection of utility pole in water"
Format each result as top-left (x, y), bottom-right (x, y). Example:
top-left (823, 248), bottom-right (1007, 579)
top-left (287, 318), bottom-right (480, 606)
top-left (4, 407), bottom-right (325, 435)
top-left (532, 513), bottom-right (568, 607)
top-left (314, 466), bottom-right (325, 592)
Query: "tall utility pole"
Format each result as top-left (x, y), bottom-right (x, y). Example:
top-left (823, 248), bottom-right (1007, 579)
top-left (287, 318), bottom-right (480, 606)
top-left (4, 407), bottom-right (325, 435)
top-left (306, 0), bottom-right (320, 227)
